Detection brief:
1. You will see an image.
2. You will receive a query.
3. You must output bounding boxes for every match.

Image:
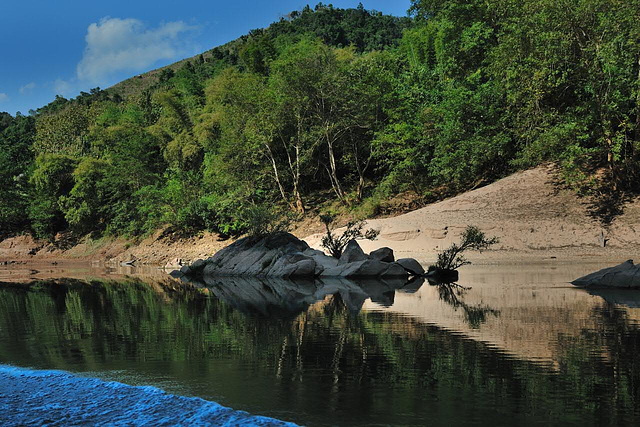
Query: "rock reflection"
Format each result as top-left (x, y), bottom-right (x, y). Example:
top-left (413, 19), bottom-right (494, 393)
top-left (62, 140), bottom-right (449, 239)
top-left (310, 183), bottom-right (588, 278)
top-left (586, 288), bottom-right (640, 308)
top-left (181, 275), bottom-right (420, 317)
top-left (180, 275), bottom-right (500, 328)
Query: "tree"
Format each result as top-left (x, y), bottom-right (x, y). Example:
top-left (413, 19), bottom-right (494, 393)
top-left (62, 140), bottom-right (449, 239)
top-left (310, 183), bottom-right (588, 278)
top-left (435, 226), bottom-right (498, 270)
top-left (0, 114), bottom-right (36, 235)
top-left (28, 154), bottom-right (77, 239)
top-left (34, 103), bottom-right (91, 155)
top-left (320, 213), bottom-right (379, 258)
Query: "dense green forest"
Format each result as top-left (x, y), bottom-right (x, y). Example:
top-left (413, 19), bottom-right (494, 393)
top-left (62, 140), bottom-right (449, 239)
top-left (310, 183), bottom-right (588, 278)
top-left (1, 0), bottom-right (639, 240)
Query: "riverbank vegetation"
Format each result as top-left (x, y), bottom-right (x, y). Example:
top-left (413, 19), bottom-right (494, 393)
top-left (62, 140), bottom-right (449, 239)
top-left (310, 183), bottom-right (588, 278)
top-left (1, 0), bottom-right (639, 240)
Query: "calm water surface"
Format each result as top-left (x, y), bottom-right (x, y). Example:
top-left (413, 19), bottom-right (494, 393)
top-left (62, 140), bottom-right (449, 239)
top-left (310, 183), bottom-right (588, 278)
top-left (1, 261), bottom-right (639, 426)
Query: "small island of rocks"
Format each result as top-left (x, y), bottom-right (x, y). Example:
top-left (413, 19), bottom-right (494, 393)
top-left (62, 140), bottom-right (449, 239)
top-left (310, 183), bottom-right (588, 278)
top-left (171, 232), bottom-right (425, 280)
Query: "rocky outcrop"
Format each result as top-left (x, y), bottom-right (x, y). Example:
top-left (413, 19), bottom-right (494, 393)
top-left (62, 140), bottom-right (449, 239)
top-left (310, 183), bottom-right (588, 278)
top-left (172, 232), bottom-right (424, 280)
top-left (572, 260), bottom-right (640, 288)
top-left (338, 240), bottom-right (368, 265)
top-left (396, 258), bottom-right (425, 276)
top-left (369, 247), bottom-right (394, 263)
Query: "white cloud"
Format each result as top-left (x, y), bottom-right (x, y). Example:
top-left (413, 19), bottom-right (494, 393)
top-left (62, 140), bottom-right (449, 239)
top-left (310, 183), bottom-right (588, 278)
top-left (19, 82), bottom-right (36, 95)
top-left (76, 17), bottom-right (196, 84)
top-left (0, 93), bottom-right (8, 103)
top-left (53, 79), bottom-right (74, 97)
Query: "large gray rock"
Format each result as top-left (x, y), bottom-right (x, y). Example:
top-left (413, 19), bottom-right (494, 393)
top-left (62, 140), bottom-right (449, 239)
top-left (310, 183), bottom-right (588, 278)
top-left (190, 259), bottom-right (206, 270)
top-left (267, 253), bottom-right (318, 277)
top-left (303, 248), bottom-right (339, 276)
top-left (396, 258), bottom-right (425, 276)
top-left (369, 247), bottom-right (394, 263)
top-left (201, 232), bottom-right (313, 278)
top-left (173, 232), bottom-right (414, 280)
top-left (320, 259), bottom-right (408, 279)
top-left (338, 240), bottom-right (368, 265)
top-left (572, 260), bottom-right (640, 288)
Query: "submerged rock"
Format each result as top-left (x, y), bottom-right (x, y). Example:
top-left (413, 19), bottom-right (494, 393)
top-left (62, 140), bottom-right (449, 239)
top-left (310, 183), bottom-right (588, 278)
top-left (572, 260), bottom-right (640, 288)
top-left (425, 267), bottom-right (459, 283)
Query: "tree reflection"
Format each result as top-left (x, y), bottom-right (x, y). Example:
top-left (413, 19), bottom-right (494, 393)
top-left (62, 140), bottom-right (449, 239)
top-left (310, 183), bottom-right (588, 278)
top-left (427, 279), bottom-right (500, 328)
top-left (0, 277), bottom-right (638, 425)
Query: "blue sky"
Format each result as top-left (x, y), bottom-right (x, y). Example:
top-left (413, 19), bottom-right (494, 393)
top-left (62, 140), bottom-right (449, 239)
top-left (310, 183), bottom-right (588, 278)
top-left (0, 1), bottom-right (411, 115)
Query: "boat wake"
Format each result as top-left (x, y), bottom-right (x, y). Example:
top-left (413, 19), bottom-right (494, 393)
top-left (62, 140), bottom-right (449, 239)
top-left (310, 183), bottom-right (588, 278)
top-left (0, 365), bottom-right (296, 426)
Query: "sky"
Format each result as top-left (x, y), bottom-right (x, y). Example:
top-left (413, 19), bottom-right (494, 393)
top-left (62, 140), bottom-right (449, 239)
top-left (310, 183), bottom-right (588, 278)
top-left (0, 1), bottom-right (411, 115)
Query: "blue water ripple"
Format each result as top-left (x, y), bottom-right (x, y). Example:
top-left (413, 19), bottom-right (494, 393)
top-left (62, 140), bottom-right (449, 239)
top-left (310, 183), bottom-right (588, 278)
top-left (0, 365), bottom-right (298, 426)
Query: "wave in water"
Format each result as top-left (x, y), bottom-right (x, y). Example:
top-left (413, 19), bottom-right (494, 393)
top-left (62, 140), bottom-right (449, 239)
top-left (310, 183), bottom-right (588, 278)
top-left (0, 365), bottom-right (296, 426)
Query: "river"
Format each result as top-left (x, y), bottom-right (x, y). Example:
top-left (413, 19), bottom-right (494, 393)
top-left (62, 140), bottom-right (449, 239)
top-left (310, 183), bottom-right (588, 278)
top-left (1, 260), bottom-right (639, 425)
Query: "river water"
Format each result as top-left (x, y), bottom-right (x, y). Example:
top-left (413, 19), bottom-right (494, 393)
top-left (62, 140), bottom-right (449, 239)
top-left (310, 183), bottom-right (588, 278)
top-left (1, 261), bottom-right (639, 426)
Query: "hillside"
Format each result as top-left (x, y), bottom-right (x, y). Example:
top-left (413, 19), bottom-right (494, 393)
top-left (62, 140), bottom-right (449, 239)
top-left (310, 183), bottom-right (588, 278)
top-left (1, 0), bottom-right (639, 255)
top-left (107, 5), bottom-right (411, 100)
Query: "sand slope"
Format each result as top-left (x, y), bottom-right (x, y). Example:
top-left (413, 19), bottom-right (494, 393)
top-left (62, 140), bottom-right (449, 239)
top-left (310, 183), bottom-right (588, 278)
top-left (305, 165), bottom-right (640, 264)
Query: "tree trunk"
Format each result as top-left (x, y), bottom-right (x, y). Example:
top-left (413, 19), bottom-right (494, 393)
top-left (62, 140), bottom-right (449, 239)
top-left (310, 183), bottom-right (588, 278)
top-left (292, 140), bottom-right (304, 213)
top-left (636, 56), bottom-right (640, 147)
top-left (356, 175), bottom-right (365, 202)
top-left (325, 127), bottom-right (348, 206)
top-left (353, 141), bottom-right (372, 203)
top-left (606, 138), bottom-right (618, 192)
top-left (265, 144), bottom-right (293, 210)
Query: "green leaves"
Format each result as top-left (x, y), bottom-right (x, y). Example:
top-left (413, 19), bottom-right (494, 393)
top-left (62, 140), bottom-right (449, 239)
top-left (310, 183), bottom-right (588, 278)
top-left (3, 1), bottom-right (640, 239)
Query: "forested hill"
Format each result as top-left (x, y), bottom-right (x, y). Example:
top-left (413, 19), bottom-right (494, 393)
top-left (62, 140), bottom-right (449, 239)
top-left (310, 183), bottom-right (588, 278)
top-left (1, 0), bottom-right (639, 241)
top-left (109, 4), bottom-right (411, 99)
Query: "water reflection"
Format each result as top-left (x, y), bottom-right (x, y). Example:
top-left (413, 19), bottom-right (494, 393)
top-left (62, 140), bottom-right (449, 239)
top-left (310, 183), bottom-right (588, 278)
top-left (428, 280), bottom-right (500, 328)
top-left (586, 288), bottom-right (640, 308)
top-left (0, 270), bottom-right (639, 426)
top-left (186, 276), bottom-right (415, 316)
top-left (184, 274), bottom-right (494, 329)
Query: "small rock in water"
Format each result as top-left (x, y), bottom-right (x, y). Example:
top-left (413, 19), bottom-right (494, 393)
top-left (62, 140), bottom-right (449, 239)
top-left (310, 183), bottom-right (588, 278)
top-left (572, 260), bottom-right (640, 288)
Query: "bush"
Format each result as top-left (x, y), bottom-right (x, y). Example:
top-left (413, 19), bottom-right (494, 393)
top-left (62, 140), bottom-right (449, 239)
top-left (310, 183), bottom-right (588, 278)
top-left (320, 213), bottom-right (379, 258)
top-left (243, 204), bottom-right (293, 238)
top-left (435, 226), bottom-right (498, 270)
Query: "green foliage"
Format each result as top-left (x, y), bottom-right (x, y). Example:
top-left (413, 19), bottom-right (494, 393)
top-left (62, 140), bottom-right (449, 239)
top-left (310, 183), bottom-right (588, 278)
top-left (0, 114), bottom-right (35, 235)
top-left (34, 103), bottom-right (92, 155)
top-left (28, 154), bottom-right (78, 239)
top-left (2, 1), bottom-right (640, 240)
top-left (435, 225), bottom-right (498, 270)
top-left (243, 204), bottom-right (293, 238)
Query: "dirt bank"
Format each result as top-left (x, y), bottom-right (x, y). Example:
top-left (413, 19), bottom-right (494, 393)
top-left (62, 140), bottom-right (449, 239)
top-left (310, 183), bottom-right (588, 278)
top-left (1, 165), bottom-right (639, 267)
top-left (0, 229), bottom-right (231, 268)
top-left (305, 164), bottom-right (640, 265)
